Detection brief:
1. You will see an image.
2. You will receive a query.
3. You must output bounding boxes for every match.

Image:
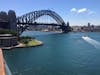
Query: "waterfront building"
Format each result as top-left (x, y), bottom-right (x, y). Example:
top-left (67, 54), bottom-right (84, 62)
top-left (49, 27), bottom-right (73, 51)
top-left (0, 11), bottom-right (9, 29)
top-left (0, 10), bottom-right (17, 31)
top-left (0, 34), bottom-right (18, 47)
top-left (0, 20), bottom-right (9, 29)
top-left (8, 10), bottom-right (17, 31)
top-left (93, 26), bottom-right (100, 31)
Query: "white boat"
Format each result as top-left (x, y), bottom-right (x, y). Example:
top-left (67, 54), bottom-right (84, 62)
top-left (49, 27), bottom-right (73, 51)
top-left (83, 35), bottom-right (88, 37)
top-left (82, 35), bottom-right (88, 39)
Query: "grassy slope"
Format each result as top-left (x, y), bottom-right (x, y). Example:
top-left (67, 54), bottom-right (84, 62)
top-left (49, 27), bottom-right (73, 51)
top-left (25, 39), bottom-right (42, 46)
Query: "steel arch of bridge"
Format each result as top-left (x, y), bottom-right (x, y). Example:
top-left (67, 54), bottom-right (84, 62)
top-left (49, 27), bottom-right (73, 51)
top-left (17, 10), bottom-right (70, 34)
top-left (17, 10), bottom-right (65, 25)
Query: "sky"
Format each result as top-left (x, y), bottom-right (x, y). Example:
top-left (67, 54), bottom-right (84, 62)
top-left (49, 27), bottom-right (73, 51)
top-left (0, 0), bottom-right (100, 26)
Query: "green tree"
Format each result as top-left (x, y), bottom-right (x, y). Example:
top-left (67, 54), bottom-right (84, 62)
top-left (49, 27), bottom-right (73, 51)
top-left (0, 29), bottom-right (17, 36)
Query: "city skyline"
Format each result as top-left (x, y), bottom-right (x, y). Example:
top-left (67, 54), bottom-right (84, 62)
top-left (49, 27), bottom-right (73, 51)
top-left (0, 0), bottom-right (100, 26)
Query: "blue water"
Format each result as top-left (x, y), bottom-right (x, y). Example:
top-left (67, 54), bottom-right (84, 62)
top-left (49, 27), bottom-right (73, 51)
top-left (3, 32), bottom-right (100, 75)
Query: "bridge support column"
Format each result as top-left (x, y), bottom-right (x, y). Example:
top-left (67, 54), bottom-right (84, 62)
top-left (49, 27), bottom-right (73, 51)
top-left (60, 25), bottom-right (71, 33)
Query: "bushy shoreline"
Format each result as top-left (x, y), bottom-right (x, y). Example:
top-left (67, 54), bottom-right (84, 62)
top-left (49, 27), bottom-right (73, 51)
top-left (2, 39), bottom-right (43, 50)
top-left (17, 39), bottom-right (43, 47)
top-left (2, 36), bottom-right (43, 50)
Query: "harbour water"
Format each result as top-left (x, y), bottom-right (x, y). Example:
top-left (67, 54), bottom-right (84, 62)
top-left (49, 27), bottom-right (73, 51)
top-left (3, 31), bottom-right (100, 75)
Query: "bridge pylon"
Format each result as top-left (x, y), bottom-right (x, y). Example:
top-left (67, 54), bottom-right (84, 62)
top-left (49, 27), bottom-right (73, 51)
top-left (60, 22), bottom-right (72, 33)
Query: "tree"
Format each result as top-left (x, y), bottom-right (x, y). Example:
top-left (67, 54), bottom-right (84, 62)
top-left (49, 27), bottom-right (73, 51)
top-left (8, 10), bottom-right (17, 31)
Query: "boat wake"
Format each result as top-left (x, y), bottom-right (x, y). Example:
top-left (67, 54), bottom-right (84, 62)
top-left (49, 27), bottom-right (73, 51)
top-left (82, 36), bottom-right (100, 49)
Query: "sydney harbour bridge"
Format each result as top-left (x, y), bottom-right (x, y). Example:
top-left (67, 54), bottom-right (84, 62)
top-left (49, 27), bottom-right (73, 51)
top-left (17, 10), bottom-right (71, 34)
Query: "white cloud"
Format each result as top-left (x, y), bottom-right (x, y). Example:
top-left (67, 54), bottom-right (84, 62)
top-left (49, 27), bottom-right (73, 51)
top-left (70, 8), bottom-right (77, 12)
top-left (70, 8), bottom-right (96, 16)
top-left (77, 8), bottom-right (87, 13)
top-left (70, 8), bottom-right (87, 13)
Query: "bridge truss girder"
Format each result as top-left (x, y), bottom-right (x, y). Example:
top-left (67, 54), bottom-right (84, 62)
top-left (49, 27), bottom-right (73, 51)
top-left (17, 10), bottom-right (70, 34)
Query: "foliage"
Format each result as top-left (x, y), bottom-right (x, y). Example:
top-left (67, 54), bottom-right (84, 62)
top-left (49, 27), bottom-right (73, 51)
top-left (19, 36), bottom-right (36, 44)
top-left (0, 29), bottom-right (17, 36)
top-left (19, 36), bottom-right (32, 39)
top-left (26, 40), bottom-right (41, 46)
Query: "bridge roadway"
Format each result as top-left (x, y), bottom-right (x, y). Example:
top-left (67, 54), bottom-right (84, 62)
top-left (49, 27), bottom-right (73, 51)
top-left (17, 22), bottom-right (64, 26)
top-left (0, 48), bottom-right (5, 75)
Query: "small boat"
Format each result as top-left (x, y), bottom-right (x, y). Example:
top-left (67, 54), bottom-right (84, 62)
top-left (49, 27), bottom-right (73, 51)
top-left (83, 35), bottom-right (88, 37)
top-left (82, 35), bottom-right (88, 39)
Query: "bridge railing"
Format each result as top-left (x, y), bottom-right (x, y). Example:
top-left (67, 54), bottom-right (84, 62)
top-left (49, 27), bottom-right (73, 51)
top-left (0, 48), bottom-right (5, 75)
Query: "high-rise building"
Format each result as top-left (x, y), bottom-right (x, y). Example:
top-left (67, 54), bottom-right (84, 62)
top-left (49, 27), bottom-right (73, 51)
top-left (8, 10), bottom-right (17, 31)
